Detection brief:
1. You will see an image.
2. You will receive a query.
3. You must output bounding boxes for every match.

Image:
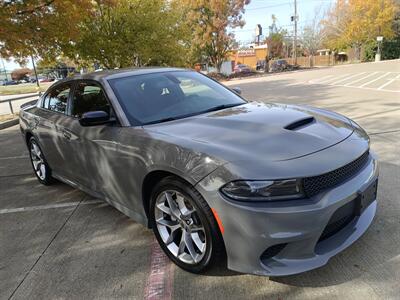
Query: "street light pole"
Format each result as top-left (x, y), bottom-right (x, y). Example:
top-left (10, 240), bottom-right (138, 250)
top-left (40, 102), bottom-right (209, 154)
top-left (376, 36), bottom-right (383, 62)
top-left (293, 0), bottom-right (298, 65)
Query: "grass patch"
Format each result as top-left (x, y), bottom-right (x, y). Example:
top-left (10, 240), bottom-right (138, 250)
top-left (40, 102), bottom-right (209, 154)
top-left (0, 83), bottom-right (52, 95)
top-left (0, 113), bottom-right (18, 122)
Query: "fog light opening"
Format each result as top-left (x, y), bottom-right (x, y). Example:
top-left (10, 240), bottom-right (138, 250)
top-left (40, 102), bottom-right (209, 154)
top-left (260, 243), bottom-right (288, 261)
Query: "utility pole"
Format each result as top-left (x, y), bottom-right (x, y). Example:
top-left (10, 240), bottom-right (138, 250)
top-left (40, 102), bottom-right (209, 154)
top-left (292, 0), bottom-right (298, 65)
top-left (0, 55), bottom-right (8, 81)
top-left (31, 55), bottom-right (40, 90)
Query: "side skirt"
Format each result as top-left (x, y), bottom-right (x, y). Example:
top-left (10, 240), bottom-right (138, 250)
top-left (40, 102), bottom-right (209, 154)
top-left (52, 173), bottom-right (148, 226)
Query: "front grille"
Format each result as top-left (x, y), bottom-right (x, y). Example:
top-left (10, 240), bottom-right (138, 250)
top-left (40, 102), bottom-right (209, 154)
top-left (318, 200), bottom-right (356, 242)
top-left (304, 150), bottom-right (370, 197)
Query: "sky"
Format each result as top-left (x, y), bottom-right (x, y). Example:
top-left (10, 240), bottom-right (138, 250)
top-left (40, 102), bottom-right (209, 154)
top-left (233, 0), bottom-right (334, 45)
top-left (1, 0), bottom-right (334, 71)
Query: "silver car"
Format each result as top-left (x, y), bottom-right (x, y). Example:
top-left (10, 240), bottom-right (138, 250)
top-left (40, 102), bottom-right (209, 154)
top-left (19, 68), bottom-right (379, 276)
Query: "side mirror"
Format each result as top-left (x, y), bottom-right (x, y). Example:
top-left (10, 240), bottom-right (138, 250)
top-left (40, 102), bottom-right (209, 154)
top-left (79, 111), bottom-right (112, 126)
top-left (232, 87), bottom-right (242, 95)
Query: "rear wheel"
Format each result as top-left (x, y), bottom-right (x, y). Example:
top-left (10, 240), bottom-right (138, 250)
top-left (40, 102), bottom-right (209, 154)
top-left (28, 137), bottom-right (54, 185)
top-left (149, 176), bottom-right (225, 273)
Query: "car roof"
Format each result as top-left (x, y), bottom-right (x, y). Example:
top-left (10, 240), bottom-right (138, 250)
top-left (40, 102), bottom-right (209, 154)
top-left (56, 67), bottom-right (188, 84)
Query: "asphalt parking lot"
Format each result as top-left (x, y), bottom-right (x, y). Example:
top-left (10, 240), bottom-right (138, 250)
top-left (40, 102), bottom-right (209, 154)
top-left (1, 60), bottom-right (399, 300)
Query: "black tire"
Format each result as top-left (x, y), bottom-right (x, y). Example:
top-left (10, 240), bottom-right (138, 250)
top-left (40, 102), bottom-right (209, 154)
top-left (28, 137), bottom-right (54, 185)
top-left (149, 176), bottom-right (226, 273)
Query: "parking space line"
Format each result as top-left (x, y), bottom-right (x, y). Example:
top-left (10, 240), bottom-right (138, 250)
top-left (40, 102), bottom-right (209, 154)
top-left (7, 196), bottom-right (85, 299)
top-left (319, 74), bottom-right (349, 84)
top-left (330, 72), bottom-right (366, 85)
top-left (0, 172), bottom-right (33, 178)
top-left (0, 155), bottom-right (29, 160)
top-left (344, 72), bottom-right (379, 86)
top-left (377, 73), bottom-right (400, 90)
top-left (360, 72), bottom-right (392, 87)
top-left (311, 75), bottom-right (334, 83)
top-left (337, 85), bottom-right (399, 93)
top-left (0, 200), bottom-right (104, 215)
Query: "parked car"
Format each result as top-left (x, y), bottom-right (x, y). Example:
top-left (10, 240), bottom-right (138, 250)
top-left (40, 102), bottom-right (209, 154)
top-left (270, 59), bottom-right (290, 72)
top-left (233, 64), bottom-right (252, 73)
top-left (2, 80), bottom-right (18, 86)
top-left (270, 59), bottom-right (300, 72)
top-left (39, 77), bottom-right (55, 83)
top-left (19, 68), bottom-right (378, 276)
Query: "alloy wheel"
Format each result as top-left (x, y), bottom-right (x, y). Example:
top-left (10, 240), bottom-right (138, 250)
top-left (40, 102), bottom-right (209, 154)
top-left (30, 141), bottom-right (46, 180)
top-left (154, 190), bottom-right (207, 264)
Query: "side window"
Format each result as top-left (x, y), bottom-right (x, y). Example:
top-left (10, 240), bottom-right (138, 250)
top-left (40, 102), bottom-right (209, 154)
top-left (72, 82), bottom-right (110, 118)
top-left (43, 84), bottom-right (71, 114)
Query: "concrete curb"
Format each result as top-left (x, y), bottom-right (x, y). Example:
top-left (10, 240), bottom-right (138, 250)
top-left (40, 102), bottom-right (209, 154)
top-left (0, 118), bottom-right (19, 130)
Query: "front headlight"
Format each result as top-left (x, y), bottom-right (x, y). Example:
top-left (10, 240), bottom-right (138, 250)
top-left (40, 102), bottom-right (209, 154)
top-left (220, 179), bottom-right (304, 201)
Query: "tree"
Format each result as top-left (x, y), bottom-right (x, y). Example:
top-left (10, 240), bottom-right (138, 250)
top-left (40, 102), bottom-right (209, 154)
top-left (69, 0), bottom-right (188, 68)
top-left (37, 57), bottom-right (77, 78)
top-left (322, 0), bottom-right (398, 59)
top-left (11, 68), bottom-right (32, 80)
top-left (0, 0), bottom-right (95, 63)
top-left (182, 0), bottom-right (250, 72)
top-left (264, 15), bottom-right (287, 59)
top-left (301, 7), bottom-right (325, 57)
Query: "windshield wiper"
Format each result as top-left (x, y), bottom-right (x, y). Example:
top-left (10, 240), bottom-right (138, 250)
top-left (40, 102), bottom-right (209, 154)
top-left (197, 103), bottom-right (243, 114)
top-left (143, 117), bottom-right (179, 125)
top-left (143, 103), bottom-right (244, 125)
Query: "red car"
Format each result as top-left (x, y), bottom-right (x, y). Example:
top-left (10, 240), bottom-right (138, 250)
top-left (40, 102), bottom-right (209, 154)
top-left (39, 78), bottom-right (55, 83)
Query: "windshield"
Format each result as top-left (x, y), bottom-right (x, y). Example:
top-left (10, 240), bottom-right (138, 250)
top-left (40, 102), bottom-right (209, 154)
top-left (108, 71), bottom-right (246, 125)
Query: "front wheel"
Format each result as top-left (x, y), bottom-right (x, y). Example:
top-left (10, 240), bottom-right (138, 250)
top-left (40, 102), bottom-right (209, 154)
top-left (28, 137), bottom-right (54, 185)
top-left (149, 176), bottom-right (225, 273)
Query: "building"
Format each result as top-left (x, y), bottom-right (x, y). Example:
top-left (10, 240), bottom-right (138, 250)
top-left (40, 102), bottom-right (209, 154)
top-left (228, 44), bottom-right (269, 70)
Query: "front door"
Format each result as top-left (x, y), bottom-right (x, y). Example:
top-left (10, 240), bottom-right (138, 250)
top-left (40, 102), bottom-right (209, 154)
top-left (62, 80), bottom-right (121, 194)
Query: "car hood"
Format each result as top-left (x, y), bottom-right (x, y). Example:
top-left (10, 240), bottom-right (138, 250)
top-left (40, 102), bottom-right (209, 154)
top-left (146, 102), bottom-right (355, 162)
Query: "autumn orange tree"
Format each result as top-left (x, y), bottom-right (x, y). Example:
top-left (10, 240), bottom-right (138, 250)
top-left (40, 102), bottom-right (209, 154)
top-left (182, 0), bottom-right (250, 72)
top-left (0, 0), bottom-right (96, 63)
top-left (323, 0), bottom-right (398, 59)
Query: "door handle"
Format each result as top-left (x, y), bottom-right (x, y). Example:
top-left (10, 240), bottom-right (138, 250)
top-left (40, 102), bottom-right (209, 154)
top-left (62, 129), bottom-right (72, 140)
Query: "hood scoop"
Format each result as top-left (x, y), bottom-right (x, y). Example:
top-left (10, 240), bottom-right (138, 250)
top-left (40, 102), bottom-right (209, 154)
top-left (284, 116), bottom-right (315, 131)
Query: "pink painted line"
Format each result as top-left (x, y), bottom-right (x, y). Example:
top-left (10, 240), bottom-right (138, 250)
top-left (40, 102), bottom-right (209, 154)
top-left (144, 238), bottom-right (174, 300)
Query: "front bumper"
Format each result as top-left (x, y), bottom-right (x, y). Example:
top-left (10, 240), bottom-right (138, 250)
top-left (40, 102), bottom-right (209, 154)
top-left (196, 153), bottom-right (379, 276)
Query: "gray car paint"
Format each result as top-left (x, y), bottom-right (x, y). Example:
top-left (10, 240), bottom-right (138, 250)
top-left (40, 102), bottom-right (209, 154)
top-left (19, 68), bottom-right (378, 276)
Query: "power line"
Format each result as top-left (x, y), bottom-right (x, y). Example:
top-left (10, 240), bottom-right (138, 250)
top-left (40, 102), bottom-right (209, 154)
top-left (230, 20), bottom-right (308, 33)
top-left (246, 2), bottom-right (291, 10)
top-left (245, 0), bottom-right (333, 11)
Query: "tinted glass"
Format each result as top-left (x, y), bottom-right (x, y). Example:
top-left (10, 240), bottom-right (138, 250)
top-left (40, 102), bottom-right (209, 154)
top-left (109, 71), bottom-right (245, 125)
top-left (43, 83), bottom-right (70, 114)
top-left (72, 82), bottom-right (110, 118)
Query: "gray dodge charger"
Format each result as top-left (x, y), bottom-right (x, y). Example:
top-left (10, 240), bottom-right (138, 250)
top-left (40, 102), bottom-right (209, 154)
top-left (19, 68), bottom-right (379, 276)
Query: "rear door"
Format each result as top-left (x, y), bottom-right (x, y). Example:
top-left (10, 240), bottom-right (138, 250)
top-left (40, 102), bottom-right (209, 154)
top-left (35, 82), bottom-right (73, 178)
